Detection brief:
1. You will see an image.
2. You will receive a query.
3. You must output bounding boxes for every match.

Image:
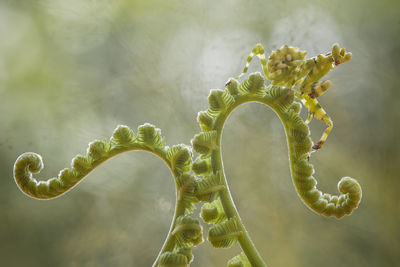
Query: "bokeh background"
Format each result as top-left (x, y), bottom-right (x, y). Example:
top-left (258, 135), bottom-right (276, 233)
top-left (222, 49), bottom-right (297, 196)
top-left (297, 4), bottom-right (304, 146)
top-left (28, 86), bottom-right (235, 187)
top-left (1, 0), bottom-right (399, 266)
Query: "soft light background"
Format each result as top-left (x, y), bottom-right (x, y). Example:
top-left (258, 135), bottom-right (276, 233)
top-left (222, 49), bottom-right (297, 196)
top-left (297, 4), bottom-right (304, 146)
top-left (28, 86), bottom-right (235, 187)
top-left (1, 0), bottom-right (399, 266)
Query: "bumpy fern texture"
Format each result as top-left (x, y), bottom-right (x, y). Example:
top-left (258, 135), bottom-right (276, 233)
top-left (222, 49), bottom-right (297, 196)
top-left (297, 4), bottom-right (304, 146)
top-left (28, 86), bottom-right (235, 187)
top-left (14, 43), bottom-right (361, 267)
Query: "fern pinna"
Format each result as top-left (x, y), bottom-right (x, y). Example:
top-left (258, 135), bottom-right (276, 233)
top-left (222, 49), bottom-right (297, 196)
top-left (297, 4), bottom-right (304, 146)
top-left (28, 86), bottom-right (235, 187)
top-left (13, 44), bottom-right (362, 267)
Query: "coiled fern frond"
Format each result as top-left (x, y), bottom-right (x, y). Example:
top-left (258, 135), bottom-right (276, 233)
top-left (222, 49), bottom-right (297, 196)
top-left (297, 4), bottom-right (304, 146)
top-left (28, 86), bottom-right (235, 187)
top-left (13, 124), bottom-right (203, 266)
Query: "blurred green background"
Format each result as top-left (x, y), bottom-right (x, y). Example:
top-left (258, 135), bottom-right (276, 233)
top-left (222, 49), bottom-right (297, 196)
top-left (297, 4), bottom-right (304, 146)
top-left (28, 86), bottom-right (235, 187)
top-left (1, 0), bottom-right (399, 266)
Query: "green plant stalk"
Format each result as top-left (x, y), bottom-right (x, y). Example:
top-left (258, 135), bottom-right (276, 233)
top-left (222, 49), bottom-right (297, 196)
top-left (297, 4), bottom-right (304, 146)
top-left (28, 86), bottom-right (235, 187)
top-left (213, 149), bottom-right (267, 267)
top-left (211, 96), bottom-right (277, 267)
top-left (153, 191), bottom-right (187, 266)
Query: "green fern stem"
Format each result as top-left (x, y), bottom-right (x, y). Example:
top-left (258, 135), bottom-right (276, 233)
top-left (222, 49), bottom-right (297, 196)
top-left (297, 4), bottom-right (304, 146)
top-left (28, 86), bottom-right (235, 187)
top-left (211, 95), bottom-right (270, 267)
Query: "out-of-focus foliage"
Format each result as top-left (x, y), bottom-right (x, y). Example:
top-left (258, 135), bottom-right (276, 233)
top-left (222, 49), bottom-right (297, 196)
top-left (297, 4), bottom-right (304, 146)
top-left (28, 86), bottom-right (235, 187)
top-left (1, 0), bottom-right (399, 266)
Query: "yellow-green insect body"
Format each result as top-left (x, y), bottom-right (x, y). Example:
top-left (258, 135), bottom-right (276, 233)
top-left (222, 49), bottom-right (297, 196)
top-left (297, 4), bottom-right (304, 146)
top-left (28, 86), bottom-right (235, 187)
top-left (236, 43), bottom-right (352, 150)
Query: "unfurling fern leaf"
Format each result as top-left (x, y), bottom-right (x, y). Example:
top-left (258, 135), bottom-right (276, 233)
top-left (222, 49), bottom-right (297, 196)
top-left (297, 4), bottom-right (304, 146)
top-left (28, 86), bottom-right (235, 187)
top-left (58, 168), bottom-right (78, 186)
top-left (294, 175), bottom-right (362, 218)
top-left (192, 156), bottom-right (212, 175)
top-left (293, 175), bottom-right (317, 192)
top-left (208, 218), bottom-right (242, 248)
top-left (286, 109), bottom-right (309, 141)
top-left (137, 123), bottom-right (165, 150)
top-left (225, 78), bottom-right (239, 96)
top-left (87, 140), bottom-right (111, 161)
top-left (238, 72), bottom-right (266, 96)
top-left (207, 89), bottom-right (235, 117)
top-left (71, 155), bottom-right (93, 176)
top-left (158, 252), bottom-right (188, 267)
top-left (176, 247), bottom-right (193, 264)
top-left (14, 153), bottom-right (72, 199)
top-left (195, 172), bottom-right (224, 202)
top-left (13, 153), bottom-right (43, 197)
top-left (200, 198), bottom-right (226, 224)
top-left (173, 215), bottom-right (203, 247)
top-left (290, 137), bottom-right (313, 159)
top-left (291, 159), bottom-right (314, 179)
top-left (197, 111), bottom-right (214, 132)
top-left (285, 108), bottom-right (309, 135)
top-left (166, 145), bottom-right (192, 176)
top-left (228, 252), bottom-right (251, 267)
top-left (176, 173), bottom-right (196, 191)
top-left (288, 101), bottom-right (302, 115)
top-left (176, 174), bottom-right (198, 213)
top-left (13, 123), bottom-right (179, 202)
top-left (265, 85), bottom-right (294, 112)
top-left (110, 124), bottom-right (135, 147)
top-left (191, 131), bottom-right (217, 155)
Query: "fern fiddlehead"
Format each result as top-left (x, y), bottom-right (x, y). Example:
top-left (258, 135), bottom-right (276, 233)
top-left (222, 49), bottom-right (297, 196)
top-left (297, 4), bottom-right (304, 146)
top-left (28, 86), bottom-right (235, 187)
top-left (192, 70), bottom-right (361, 266)
top-left (13, 44), bottom-right (362, 266)
top-left (14, 124), bottom-right (201, 266)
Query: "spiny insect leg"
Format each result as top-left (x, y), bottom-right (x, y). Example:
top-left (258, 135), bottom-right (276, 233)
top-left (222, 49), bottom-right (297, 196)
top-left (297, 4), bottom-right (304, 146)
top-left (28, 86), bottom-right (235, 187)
top-left (305, 112), bottom-right (313, 124)
top-left (300, 95), bottom-right (333, 150)
top-left (236, 43), bottom-right (268, 80)
top-left (313, 113), bottom-right (333, 150)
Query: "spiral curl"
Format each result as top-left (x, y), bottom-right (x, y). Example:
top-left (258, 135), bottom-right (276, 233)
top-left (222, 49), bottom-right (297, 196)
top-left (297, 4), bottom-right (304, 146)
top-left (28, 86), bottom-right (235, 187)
top-left (192, 72), bottom-right (362, 252)
top-left (13, 124), bottom-right (204, 267)
top-left (14, 124), bottom-right (171, 199)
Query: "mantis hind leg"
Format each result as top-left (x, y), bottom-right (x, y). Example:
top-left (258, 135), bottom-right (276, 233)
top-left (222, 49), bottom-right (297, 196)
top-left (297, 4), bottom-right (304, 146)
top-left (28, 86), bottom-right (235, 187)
top-left (313, 113), bottom-right (333, 150)
top-left (305, 112), bottom-right (313, 124)
top-left (235, 44), bottom-right (269, 80)
top-left (299, 94), bottom-right (333, 150)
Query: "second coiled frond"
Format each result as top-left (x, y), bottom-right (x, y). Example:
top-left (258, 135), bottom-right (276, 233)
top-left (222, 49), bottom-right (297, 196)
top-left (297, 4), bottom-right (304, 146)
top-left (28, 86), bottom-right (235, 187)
top-left (13, 124), bottom-right (204, 267)
top-left (191, 64), bottom-right (361, 265)
top-left (14, 124), bottom-right (170, 199)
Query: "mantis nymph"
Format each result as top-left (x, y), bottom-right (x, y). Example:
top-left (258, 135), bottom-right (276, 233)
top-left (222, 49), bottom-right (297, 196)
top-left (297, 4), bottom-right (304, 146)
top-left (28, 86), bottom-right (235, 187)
top-left (235, 43), bottom-right (352, 150)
